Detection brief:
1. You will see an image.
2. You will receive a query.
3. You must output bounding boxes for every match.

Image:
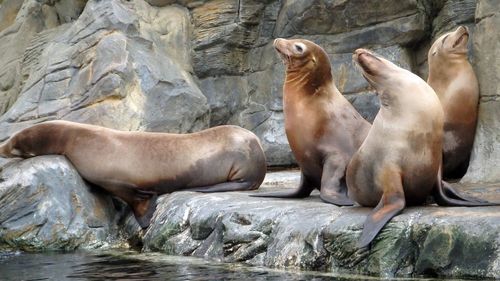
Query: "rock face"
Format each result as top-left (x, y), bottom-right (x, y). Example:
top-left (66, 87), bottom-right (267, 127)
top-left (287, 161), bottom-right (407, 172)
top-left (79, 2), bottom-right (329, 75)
top-left (0, 156), bottom-right (130, 251)
top-left (462, 0), bottom-right (500, 184)
top-left (0, 0), bottom-right (209, 140)
top-left (0, 0), bottom-right (488, 167)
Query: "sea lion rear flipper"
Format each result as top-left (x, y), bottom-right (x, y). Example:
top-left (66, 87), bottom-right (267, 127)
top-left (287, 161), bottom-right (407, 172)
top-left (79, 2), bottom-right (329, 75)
top-left (319, 157), bottom-right (354, 206)
top-left (249, 172), bottom-right (315, 199)
top-left (433, 180), bottom-right (499, 206)
top-left (433, 165), bottom-right (498, 206)
top-left (442, 180), bottom-right (488, 203)
top-left (358, 192), bottom-right (405, 248)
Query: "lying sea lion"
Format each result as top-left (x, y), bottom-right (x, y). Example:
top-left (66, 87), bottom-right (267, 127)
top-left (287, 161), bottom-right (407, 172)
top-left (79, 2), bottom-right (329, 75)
top-left (252, 38), bottom-right (370, 206)
top-left (0, 120), bottom-right (267, 228)
top-left (427, 26), bottom-right (479, 180)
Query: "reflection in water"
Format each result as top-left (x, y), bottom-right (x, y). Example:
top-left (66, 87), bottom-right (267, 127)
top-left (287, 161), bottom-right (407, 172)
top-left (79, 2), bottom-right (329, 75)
top-left (0, 251), bottom-right (465, 281)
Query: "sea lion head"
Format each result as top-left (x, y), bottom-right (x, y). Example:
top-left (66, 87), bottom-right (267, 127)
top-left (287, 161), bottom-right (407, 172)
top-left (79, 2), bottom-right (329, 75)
top-left (352, 48), bottom-right (404, 92)
top-left (428, 26), bottom-right (469, 64)
top-left (353, 48), bottom-right (438, 111)
top-left (274, 38), bottom-right (332, 87)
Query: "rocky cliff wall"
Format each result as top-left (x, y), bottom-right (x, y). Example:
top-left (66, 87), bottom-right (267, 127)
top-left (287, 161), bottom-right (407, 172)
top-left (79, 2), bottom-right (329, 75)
top-left (1, 0), bottom-right (494, 175)
top-left (462, 0), bottom-right (500, 184)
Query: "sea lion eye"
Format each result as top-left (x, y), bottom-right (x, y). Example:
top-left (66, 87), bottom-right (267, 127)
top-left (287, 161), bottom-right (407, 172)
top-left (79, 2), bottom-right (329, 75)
top-left (294, 43), bottom-right (304, 53)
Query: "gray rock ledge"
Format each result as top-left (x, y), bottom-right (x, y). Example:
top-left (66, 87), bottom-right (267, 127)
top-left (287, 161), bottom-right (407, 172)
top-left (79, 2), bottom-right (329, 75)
top-left (0, 160), bottom-right (499, 279)
top-left (143, 170), bottom-right (500, 279)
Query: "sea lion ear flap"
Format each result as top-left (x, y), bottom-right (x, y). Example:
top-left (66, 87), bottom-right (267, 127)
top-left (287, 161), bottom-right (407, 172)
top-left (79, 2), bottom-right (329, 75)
top-left (311, 56), bottom-right (317, 65)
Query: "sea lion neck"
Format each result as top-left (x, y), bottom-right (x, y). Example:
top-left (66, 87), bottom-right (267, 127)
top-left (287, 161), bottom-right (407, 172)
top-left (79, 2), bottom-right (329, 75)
top-left (428, 59), bottom-right (470, 88)
top-left (284, 67), bottom-right (335, 96)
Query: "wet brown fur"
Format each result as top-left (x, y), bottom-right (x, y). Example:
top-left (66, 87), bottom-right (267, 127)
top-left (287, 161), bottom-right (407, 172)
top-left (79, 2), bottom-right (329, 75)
top-left (0, 121), bottom-right (267, 228)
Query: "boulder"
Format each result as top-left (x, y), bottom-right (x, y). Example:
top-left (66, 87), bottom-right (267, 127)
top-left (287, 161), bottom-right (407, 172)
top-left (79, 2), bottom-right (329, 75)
top-left (0, 0), bottom-right (63, 115)
top-left (462, 0), bottom-right (500, 183)
top-left (0, 0), bottom-right (209, 141)
top-left (0, 156), bottom-right (128, 251)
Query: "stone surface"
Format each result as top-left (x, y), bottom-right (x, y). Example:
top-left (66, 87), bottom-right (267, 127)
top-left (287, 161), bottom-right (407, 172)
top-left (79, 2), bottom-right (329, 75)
top-left (462, 0), bottom-right (500, 184)
top-left (142, 170), bottom-right (500, 279)
top-left (0, 158), bottom-right (499, 279)
top-left (0, 156), bottom-right (130, 251)
top-left (0, 0), bottom-right (209, 141)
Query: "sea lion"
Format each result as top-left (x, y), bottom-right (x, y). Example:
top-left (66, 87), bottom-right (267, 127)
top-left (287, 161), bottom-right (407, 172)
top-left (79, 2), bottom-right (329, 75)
top-left (252, 38), bottom-right (371, 206)
top-left (0, 120), bottom-right (267, 228)
top-left (427, 26), bottom-right (478, 180)
top-left (348, 49), bottom-right (496, 248)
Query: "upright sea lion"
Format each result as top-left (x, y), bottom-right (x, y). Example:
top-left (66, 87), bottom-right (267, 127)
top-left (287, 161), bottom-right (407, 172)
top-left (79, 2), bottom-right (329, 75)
top-left (348, 49), bottom-right (496, 248)
top-left (427, 26), bottom-right (478, 180)
top-left (252, 38), bottom-right (371, 206)
top-left (0, 120), bottom-right (267, 228)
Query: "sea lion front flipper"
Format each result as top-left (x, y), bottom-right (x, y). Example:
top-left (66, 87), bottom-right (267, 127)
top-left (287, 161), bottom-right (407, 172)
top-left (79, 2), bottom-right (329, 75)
top-left (358, 192), bottom-right (405, 248)
top-left (99, 181), bottom-right (158, 229)
top-left (133, 192), bottom-right (158, 229)
top-left (249, 172), bottom-right (315, 199)
top-left (319, 157), bottom-right (354, 206)
top-left (358, 169), bottom-right (405, 248)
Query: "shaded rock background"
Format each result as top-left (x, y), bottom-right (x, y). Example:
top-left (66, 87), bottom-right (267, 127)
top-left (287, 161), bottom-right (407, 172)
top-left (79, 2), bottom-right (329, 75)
top-left (461, 0), bottom-right (500, 184)
top-left (0, 0), bottom-right (499, 279)
top-left (1, 0), bottom-right (494, 170)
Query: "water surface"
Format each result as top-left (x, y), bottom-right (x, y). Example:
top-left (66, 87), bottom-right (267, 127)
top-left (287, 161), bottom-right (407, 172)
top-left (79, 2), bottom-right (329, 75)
top-left (0, 251), bottom-right (473, 281)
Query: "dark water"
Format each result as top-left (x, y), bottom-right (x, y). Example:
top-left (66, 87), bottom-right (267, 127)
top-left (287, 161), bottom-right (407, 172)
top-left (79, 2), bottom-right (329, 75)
top-left (0, 251), bottom-right (467, 281)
